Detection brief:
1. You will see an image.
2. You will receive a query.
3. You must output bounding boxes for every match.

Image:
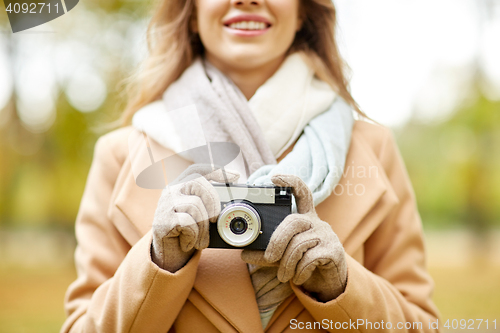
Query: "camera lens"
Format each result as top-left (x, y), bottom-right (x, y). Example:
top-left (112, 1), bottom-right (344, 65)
top-left (229, 217), bottom-right (247, 235)
top-left (216, 202), bottom-right (262, 247)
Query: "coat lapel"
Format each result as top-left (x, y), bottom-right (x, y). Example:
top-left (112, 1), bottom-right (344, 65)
top-left (194, 249), bottom-right (264, 333)
top-left (113, 163), bottom-right (161, 240)
top-left (316, 132), bottom-right (399, 254)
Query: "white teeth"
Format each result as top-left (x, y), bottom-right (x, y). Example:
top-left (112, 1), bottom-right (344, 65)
top-left (228, 21), bottom-right (267, 30)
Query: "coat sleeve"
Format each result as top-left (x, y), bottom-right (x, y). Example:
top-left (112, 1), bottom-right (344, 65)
top-left (290, 128), bottom-right (440, 332)
top-left (61, 133), bottom-right (200, 333)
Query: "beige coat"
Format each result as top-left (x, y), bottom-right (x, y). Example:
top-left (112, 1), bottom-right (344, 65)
top-left (62, 120), bottom-right (440, 333)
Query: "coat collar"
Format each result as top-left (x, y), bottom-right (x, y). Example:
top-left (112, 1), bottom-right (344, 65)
top-left (315, 131), bottom-right (399, 253)
top-left (111, 123), bottom-right (399, 332)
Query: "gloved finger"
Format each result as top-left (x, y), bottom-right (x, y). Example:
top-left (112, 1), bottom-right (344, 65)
top-left (172, 195), bottom-right (209, 223)
top-left (292, 245), bottom-right (336, 285)
top-left (264, 214), bottom-right (312, 263)
top-left (165, 212), bottom-right (199, 252)
top-left (171, 196), bottom-right (209, 249)
top-left (277, 231), bottom-right (319, 283)
top-left (176, 164), bottom-right (213, 182)
top-left (194, 219), bottom-right (210, 250)
top-left (257, 278), bottom-right (291, 300)
top-left (255, 282), bottom-right (294, 309)
top-left (254, 273), bottom-right (282, 298)
top-left (177, 164), bottom-right (240, 184)
top-left (181, 177), bottom-right (221, 222)
top-left (241, 250), bottom-right (279, 267)
top-left (204, 168), bottom-right (240, 184)
top-left (271, 174), bottom-right (314, 215)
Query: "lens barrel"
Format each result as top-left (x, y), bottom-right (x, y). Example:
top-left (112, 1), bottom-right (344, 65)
top-left (216, 202), bottom-right (261, 247)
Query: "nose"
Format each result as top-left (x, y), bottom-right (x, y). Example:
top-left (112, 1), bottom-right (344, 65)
top-left (231, 0), bottom-right (261, 7)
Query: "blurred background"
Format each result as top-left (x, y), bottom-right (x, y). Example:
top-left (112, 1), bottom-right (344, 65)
top-left (0, 0), bottom-right (499, 332)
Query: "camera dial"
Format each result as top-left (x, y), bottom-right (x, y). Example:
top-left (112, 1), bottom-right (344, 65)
top-left (217, 202), bottom-right (261, 247)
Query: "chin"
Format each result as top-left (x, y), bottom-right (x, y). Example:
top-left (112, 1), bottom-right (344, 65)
top-left (225, 49), bottom-right (281, 67)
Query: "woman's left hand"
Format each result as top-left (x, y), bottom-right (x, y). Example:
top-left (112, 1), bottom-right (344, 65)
top-left (241, 174), bottom-right (347, 302)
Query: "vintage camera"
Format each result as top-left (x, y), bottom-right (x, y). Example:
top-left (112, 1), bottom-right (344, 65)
top-left (208, 184), bottom-right (292, 250)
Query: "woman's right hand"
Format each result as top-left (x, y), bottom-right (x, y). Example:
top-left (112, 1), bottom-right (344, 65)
top-left (151, 165), bottom-right (239, 272)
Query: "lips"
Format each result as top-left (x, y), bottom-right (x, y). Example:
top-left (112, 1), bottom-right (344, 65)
top-left (223, 14), bottom-right (272, 31)
top-left (223, 14), bottom-right (271, 26)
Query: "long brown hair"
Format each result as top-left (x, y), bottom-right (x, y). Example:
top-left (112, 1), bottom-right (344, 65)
top-left (120, 0), bottom-right (365, 126)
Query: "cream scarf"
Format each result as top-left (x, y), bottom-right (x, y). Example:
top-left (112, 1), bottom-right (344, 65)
top-left (132, 52), bottom-right (337, 181)
top-left (248, 52), bottom-right (337, 157)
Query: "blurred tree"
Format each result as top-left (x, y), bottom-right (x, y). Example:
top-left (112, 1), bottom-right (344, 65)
top-left (0, 0), bottom-right (148, 228)
top-left (398, 92), bottom-right (500, 232)
top-left (0, 91), bottom-right (102, 228)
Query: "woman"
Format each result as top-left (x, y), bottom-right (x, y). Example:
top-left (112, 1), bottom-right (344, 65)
top-left (62, 0), bottom-right (440, 332)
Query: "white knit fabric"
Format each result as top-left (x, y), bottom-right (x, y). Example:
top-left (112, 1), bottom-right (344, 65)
top-left (248, 52), bottom-right (337, 158)
top-left (132, 52), bottom-right (337, 163)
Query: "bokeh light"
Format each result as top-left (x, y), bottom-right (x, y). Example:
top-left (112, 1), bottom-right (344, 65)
top-left (65, 67), bottom-right (107, 112)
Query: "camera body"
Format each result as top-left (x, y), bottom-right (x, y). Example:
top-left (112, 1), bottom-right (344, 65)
top-left (208, 184), bottom-right (292, 250)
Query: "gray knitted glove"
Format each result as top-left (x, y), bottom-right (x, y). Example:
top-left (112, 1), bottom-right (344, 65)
top-left (152, 165), bottom-right (239, 272)
top-left (242, 174), bottom-right (347, 302)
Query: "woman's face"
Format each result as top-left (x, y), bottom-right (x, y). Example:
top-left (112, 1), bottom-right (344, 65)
top-left (194, 0), bottom-right (302, 71)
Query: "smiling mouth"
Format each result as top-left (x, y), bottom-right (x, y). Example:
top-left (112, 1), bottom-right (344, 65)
top-left (225, 21), bottom-right (271, 31)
